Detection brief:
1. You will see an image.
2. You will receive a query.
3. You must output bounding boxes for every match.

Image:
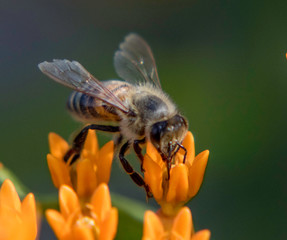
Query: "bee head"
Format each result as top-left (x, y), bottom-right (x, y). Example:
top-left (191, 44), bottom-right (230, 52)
top-left (149, 114), bottom-right (188, 161)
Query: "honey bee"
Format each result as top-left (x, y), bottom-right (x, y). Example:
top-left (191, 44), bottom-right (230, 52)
top-left (38, 34), bottom-right (188, 197)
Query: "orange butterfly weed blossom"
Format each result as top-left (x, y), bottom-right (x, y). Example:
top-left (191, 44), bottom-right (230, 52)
top-left (46, 130), bottom-right (210, 239)
top-left (144, 131), bottom-right (209, 215)
top-left (142, 131), bottom-right (210, 240)
top-left (143, 207), bottom-right (210, 240)
top-left (46, 184), bottom-right (118, 240)
top-left (47, 130), bottom-right (114, 200)
top-left (46, 130), bottom-right (118, 239)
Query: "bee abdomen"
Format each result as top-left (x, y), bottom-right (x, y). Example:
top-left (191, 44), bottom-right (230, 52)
top-left (67, 91), bottom-right (102, 120)
top-left (66, 91), bottom-right (120, 122)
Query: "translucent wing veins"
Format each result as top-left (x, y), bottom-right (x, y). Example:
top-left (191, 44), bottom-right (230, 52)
top-left (38, 59), bottom-right (129, 113)
top-left (114, 33), bottom-right (161, 88)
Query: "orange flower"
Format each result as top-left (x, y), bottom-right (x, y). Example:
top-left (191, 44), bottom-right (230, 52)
top-left (142, 207), bottom-right (210, 240)
top-left (47, 130), bottom-right (114, 198)
top-left (143, 131), bottom-right (209, 215)
top-left (0, 179), bottom-right (37, 240)
top-left (46, 183), bottom-right (118, 240)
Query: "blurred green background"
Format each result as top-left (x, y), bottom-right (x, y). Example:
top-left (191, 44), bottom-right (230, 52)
top-left (1, 0), bottom-right (287, 239)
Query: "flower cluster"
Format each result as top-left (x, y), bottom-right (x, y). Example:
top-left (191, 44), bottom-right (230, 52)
top-left (47, 130), bottom-right (114, 199)
top-left (142, 131), bottom-right (210, 239)
top-left (46, 184), bottom-right (117, 240)
top-left (0, 128), bottom-right (210, 239)
top-left (143, 207), bottom-right (210, 240)
top-left (144, 132), bottom-right (209, 214)
top-left (46, 130), bottom-right (118, 240)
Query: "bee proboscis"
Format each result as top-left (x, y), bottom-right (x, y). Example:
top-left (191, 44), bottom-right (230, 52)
top-left (39, 34), bottom-right (188, 198)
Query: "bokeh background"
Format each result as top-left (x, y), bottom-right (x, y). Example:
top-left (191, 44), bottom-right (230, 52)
top-left (1, 0), bottom-right (287, 239)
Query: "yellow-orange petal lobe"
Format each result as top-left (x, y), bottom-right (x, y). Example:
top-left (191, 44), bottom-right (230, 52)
top-left (170, 207), bottom-right (192, 240)
top-left (146, 142), bottom-right (162, 165)
top-left (95, 141), bottom-right (114, 184)
top-left (142, 210), bottom-right (165, 240)
top-left (20, 193), bottom-right (37, 240)
top-left (83, 130), bottom-right (99, 156)
top-left (191, 230), bottom-right (211, 240)
top-left (47, 154), bottom-right (72, 188)
top-left (166, 164), bottom-right (189, 203)
top-left (143, 154), bottom-right (163, 200)
top-left (76, 158), bottom-right (98, 198)
top-left (181, 131), bottom-right (195, 166)
top-left (46, 209), bottom-right (67, 238)
top-left (90, 183), bottom-right (112, 221)
top-left (59, 185), bottom-right (81, 219)
top-left (99, 208), bottom-right (118, 240)
top-left (0, 179), bottom-right (38, 240)
top-left (187, 150), bottom-right (209, 199)
top-left (0, 179), bottom-right (21, 212)
top-left (49, 132), bottom-right (69, 159)
top-left (161, 164), bottom-right (189, 215)
top-left (73, 217), bottom-right (96, 240)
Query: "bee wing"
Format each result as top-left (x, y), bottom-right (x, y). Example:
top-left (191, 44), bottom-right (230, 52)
top-left (114, 33), bottom-right (161, 88)
top-left (38, 59), bottom-right (129, 113)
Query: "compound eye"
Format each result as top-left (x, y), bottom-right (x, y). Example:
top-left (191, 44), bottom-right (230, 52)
top-left (150, 121), bottom-right (167, 145)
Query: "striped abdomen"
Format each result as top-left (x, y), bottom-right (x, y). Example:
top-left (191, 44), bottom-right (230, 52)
top-left (66, 80), bottom-right (132, 123)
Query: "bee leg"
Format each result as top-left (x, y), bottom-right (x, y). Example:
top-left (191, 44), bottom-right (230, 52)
top-left (64, 124), bottom-right (120, 164)
top-left (114, 134), bottom-right (124, 149)
top-left (166, 145), bottom-right (173, 180)
top-left (176, 142), bottom-right (187, 163)
top-left (133, 138), bottom-right (146, 173)
top-left (166, 160), bottom-right (172, 180)
top-left (119, 141), bottom-right (153, 199)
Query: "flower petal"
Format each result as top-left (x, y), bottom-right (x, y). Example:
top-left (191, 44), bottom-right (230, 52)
top-left (191, 230), bottom-right (211, 240)
top-left (171, 207), bottom-right (192, 240)
top-left (143, 154), bottom-right (163, 200)
top-left (46, 209), bottom-right (67, 239)
top-left (0, 179), bottom-right (21, 212)
top-left (90, 184), bottom-right (111, 222)
top-left (59, 185), bottom-right (81, 219)
top-left (76, 159), bottom-right (98, 198)
top-left (166, 164), bottom-right (189, 204)
top-left (99, 208), bottom-right (118, 240)
top-left (146, 142), bottom-right (162, 165)
top-left (142, 210), bottom-right (164, 240)
top-left (21, 193), bottom-right (37, 240)
top-left (47, 154), bottom-right (72, 188)
top-left (95, 141), bottom-right (114, 184)
top-left (48, 132), bottom-right (69, 159)
top-left (83, 130), bottom-right (99, 156)
top-left (0, 204), bottom-right (20, 240)
top-left (72, 223), bottom-right (95, 240)
top-left (181, 131), bottom-right (195, 166)
top-left (188, 150), bottom-right (209, 199)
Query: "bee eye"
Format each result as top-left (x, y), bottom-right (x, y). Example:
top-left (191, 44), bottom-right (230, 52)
top-left (150, 121), bottom-right (168, 144)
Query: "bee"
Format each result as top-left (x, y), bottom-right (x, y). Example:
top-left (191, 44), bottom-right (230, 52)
top-left (38, 34), bottom-right (188, 198)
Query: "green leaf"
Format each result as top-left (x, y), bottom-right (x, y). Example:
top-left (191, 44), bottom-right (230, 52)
top-left (111, 192), bottom-right (156, 239)
top-left (116, 208), bottom-right (143, 239)
top-left (36, 193), bottom-right (59, 213)
top-left (0, 164), bottom-right (30, 198)
top-left (111, 192), bottom-right (155, 222)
